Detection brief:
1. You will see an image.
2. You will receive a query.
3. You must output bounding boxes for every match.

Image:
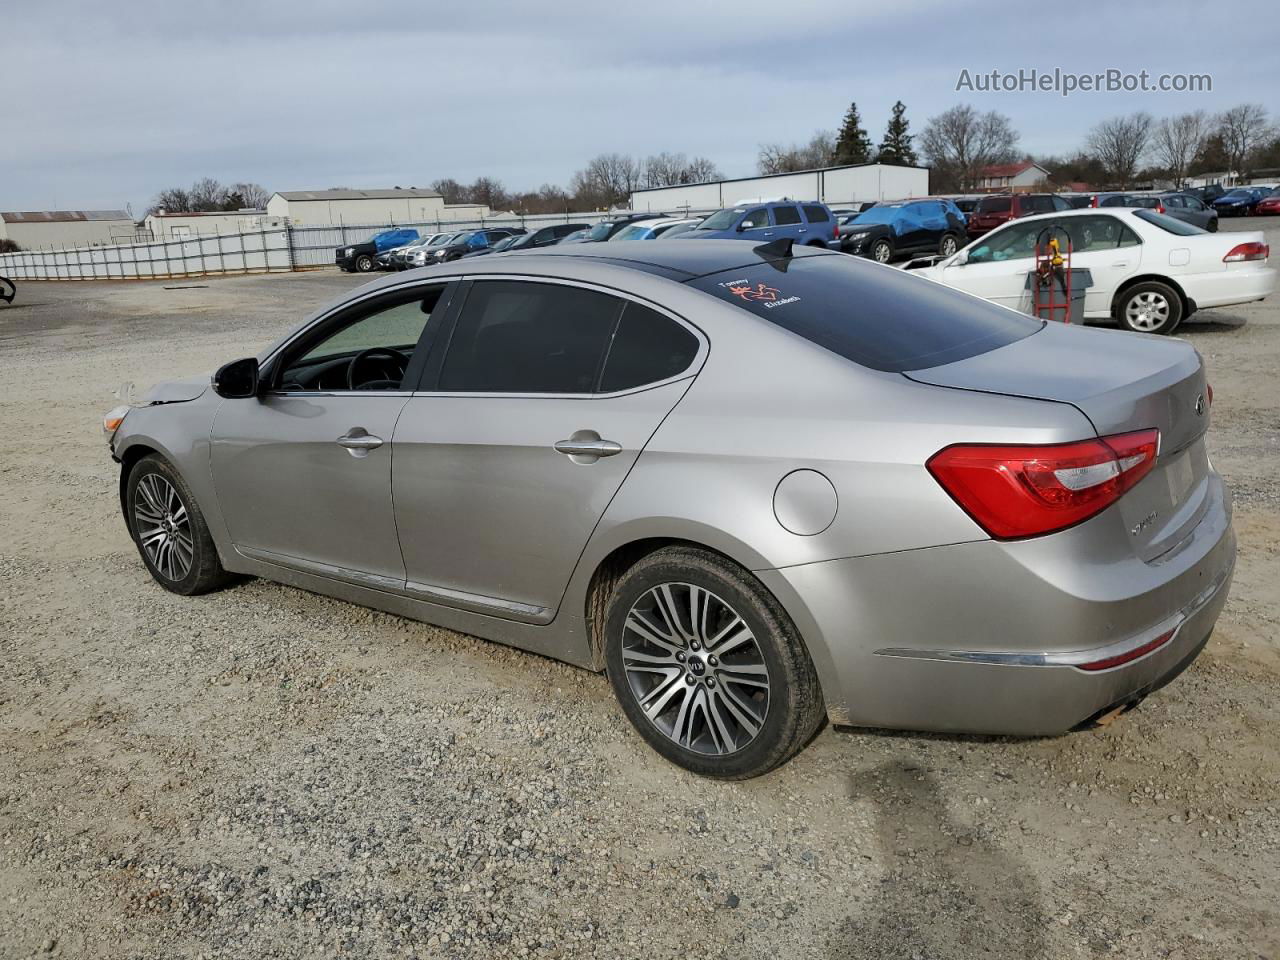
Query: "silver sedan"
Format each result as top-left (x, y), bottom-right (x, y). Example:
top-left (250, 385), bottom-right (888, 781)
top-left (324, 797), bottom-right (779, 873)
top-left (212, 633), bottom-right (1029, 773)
top-left (104, 240), bottom-right (1235, 779)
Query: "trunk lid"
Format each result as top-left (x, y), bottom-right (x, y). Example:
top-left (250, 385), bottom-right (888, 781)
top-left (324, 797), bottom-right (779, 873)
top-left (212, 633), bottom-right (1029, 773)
top-left (906, 323), bottom-right (1212, 560)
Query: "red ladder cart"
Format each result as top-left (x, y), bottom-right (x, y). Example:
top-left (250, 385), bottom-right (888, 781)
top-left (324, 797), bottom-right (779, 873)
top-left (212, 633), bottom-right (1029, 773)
top-left (1032, 225), bottom-right (1073, 323)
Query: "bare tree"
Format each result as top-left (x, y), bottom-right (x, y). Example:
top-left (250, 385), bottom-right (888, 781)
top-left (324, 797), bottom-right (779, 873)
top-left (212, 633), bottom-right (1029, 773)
top-left (468, 177), bottom-right (509, 211)
top-left (1217, 103), bottom-right (1273, 181)
top-left (572, 153), bottom-right (645, 208)
top-left (1086, 112), bottom-right (1155, 188)
top-left (1152, 112), bottom-right (1209, 188)
top-left (430, 178), bottom-right (466, 203)
top-left (919, 105), bottom-right (1019, 191)
top-left (150, 187), bottom-right (192, 214)
top-left (643, 152), bottom-right (724, 187)
top-left (188, 177), bottom-right (226, 211)
top-left (757, 131), bottom-right (836, 174)
top-left (227, 182), bottom-right (271, 210)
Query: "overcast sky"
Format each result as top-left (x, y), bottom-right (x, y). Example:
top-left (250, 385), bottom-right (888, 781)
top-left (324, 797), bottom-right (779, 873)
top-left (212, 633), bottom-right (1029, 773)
top-left (4, 0), bottom-right (1275, 214)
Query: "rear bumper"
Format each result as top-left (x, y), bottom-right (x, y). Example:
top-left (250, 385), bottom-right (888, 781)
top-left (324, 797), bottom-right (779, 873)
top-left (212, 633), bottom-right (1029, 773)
top-left (758, 472), bottom-right (1235, 735)
top-left (1181, 266), bottom-right (1276, 310)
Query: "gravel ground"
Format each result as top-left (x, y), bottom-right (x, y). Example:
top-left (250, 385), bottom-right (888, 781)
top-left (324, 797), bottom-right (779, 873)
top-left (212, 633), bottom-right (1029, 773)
top-left (2, 228), bottom-right (1279, 960)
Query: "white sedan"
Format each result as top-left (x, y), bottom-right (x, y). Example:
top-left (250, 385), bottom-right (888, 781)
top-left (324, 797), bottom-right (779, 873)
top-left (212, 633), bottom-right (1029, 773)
top-left (915, 207), bottom-right (1274, 335)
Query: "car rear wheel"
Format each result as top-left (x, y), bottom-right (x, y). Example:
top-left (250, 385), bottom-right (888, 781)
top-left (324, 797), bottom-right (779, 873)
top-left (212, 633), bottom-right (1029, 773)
top-left (603, 546), bottom-right (825, 779)
top-left (939, 234), bottom-right (960, 257)
top-left (1116, 281), bottom-right (1183, 336)
top-left (126, 453), bottom-right (235, 595)
top-left (870, 238), bottom-right (893, 263)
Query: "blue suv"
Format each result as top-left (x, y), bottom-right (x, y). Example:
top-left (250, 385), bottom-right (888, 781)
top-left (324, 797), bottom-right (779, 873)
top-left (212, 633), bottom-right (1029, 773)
top-left (678, 200), bottom-right (838, 247)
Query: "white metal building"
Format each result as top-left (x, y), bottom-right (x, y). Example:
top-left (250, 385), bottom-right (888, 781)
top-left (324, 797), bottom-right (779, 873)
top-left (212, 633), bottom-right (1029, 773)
top-left (266, 189), bottom-right (495, 226)
top-left (629, 163), bottom-right (929, 213)
top-left (144, 210), bottom-right (284, 240)
top-left (0, 210), bottom-right (136, 249)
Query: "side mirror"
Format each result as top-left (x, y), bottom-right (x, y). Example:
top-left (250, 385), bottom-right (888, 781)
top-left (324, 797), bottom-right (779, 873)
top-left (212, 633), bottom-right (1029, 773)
top-left (736, 221), bottom-right (750, 232)
top-left (948, 250), bottom-right (969, 267)
top-left (212, 357), bottom-right (260, 399)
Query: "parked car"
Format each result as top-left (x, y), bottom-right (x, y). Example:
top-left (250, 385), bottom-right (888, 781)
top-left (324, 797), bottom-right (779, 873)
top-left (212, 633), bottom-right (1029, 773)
top-left (915, 207), bottom-right (1274, 335)
top-left (837, 199), bottom-right (968, 262)
top-left (404, 233), bottom-right (464, 269)
top-left (966, 194), bottom-right (1072, 239)
top-left (938, 195), bottom-right (981, 216)
top-left (657, 220), bottom-right (704, 239)
top-left (1187, 184), bottom-right (1227, 204)
top-left (380, 233), bottom-right (447, 270)
top-left (421, 228), bottom-right (525, 264)
top-left (1084, 193), bottom-right (1219, 232)
top-left (677, 199), bottom-right (838, 247)
top-left (459, 234), bottom-right (524, 259)
top-left (1256, 192), bottom-right (1280, 216)
top-left (335, 228), bottom-right (420, 273)
top-left (580, 213), bottom-right (668, 242)
top-left (105, 239), bottom-right (1237, 778)
top-left (1060, 194), bottom-right (1096, 209)
top-left (610, 217), bottom-right (704, 241)
top-left (1212, 188), bottom-right (1270, 217)
top-left (556, 228), bottom-right (590, 244)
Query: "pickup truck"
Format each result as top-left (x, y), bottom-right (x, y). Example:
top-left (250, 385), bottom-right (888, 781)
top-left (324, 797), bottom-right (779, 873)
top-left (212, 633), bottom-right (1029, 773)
top-left (335, 228), bottom-right (420, 273)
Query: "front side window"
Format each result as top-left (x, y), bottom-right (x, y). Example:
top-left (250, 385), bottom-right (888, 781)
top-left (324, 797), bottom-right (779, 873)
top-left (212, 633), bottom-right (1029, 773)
top-left (439, 281), bottom-right (622, 393)
top-left (277, 288), bottom-right (444, 391)
top-left (772, 206), bottom-right (802, 225)
top-left (965, 220), bottom-right (1044, 263)
top-left (740, 208), bottom-right (770, 229)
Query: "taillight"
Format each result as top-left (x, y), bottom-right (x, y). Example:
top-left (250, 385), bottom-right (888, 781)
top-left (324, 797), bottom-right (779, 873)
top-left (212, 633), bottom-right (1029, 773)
top-left (833, 222), bottom-right (839, 240)
top-left (1090, 197), bottom-right (1099, 207)
top-left (927, 429), bottom-right (1160, 539)
top-left (1155, 202), bottom-right (1165, 214)
top-left (1206, 383), bottom-right (1214, 405)
top-left (1223, 242), bottom-right (1269, 262)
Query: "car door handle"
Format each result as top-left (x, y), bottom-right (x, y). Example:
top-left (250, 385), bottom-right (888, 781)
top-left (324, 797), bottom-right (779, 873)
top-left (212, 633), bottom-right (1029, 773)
top-left (336, 430), bottom-right (383, 456)
top-left (1112, 261), bottom-right (1130, 267)
top-left (554, 438), bottom-right (622, 458)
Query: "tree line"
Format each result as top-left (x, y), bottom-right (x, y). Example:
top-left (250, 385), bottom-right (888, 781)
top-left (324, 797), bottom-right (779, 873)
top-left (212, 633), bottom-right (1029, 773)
top-left (146, 102), bottom-right (1276, 222)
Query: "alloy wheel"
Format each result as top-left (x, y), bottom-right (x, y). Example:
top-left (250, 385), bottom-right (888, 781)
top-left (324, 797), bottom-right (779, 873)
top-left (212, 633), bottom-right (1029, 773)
top-left (941, 236), bottom-right (958, 256)
top-left (1125, 291), bottom-right (1170, 332)
top-left (873, 241), bottom-right (892, 263)
top-left (133, 473), bottom-right (193, 581)
top-left (620, 583), bottom-right (770, 756)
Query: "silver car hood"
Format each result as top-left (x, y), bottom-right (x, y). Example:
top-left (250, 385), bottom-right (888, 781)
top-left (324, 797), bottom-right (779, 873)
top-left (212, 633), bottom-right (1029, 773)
top-left (133, 374), bottom-right (209, 406)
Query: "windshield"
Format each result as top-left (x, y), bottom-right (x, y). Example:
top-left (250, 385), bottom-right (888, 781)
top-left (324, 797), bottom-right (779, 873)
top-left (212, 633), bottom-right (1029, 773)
top-left (428, 234), bottom-right (456, 246)
top-left (850, 205), bottom-right (903, 226)
top-left (1222, 190), bottom-right (1253, 199)
top-left (611, 223), bottom-right (651, 241)
top-left (1133, 210), bottom-right (1206, 236)
top-left (699, 208), bottom-right (747, 231)
top-left (586, 222), bottom-right (615, 241)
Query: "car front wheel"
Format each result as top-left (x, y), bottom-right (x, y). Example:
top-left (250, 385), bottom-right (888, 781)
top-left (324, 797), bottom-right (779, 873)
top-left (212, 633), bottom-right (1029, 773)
top-left (126, 453), bottom-right (234, 595)
top-left (603, 546), bottom-right (825, 779)
top-left (1115, 281), bottom-right (1183, 336)
top-left (870, 238), bottom-right (893, 263)
top-left (355, 254), bottom-right (375, 272)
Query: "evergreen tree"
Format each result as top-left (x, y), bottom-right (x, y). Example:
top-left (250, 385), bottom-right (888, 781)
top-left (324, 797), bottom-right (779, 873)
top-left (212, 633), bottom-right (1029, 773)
top-left (877, 101), bottom-right (918, 165)
top-left (834, 102), bottom-right (874, 165)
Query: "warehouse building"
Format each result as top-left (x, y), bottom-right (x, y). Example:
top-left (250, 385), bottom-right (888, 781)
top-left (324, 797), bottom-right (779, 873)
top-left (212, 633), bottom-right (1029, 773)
top-left (143, 209), bottom-right (284, 240)
top-left (266, 188), bottom-right (494, 226)
top-left (629, 162), bottom-right (930, 213)
top-left (0, 210), bottom-right (136, 249)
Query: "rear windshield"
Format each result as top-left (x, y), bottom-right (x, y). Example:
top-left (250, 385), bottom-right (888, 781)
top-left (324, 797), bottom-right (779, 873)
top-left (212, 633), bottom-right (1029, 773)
top-left (977, 197), bottom-right (1012, 213)
top-left (1133, 210), bottom-right (1206, 236)
top-left (690, 254), bottom-right (1039, 372)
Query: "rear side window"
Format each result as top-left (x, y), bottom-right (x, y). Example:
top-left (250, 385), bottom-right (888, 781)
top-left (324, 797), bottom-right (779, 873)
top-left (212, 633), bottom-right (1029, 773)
top-left (773, 206), bottom-right (802, 225)
top-left (691, 255), bottom-right (1038, 372)
top-left (1133, 210), bottom-right (1205, 236)
top-left (801, 205), bottom-right (830, 223)
top-left (1020, 195), bottom-right (1054, 213)
top-left (439, 281), bottom-right (622, 393)
top-left (977, 197), bottom-right (1011, 213)
top-left (600, 303), bottom-right (699, 392)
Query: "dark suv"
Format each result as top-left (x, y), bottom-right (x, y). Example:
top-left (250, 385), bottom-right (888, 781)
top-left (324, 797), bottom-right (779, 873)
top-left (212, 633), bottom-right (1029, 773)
top-left (677, 199), bottom-right (838, 247)
top-left (966, 194), bottom-right (1071, 238)
top-left (836, 198), bottom-right (968, 262)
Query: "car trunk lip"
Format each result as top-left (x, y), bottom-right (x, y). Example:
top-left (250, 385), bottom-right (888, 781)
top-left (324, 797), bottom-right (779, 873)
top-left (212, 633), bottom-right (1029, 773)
top-left (906, 322), bottom-right (1213, 560)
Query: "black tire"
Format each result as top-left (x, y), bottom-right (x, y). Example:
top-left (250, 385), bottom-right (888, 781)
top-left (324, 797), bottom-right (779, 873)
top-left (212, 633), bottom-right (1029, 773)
top-left (354, 254), bottom-right (374, 272)
top-left (603, 546), bottom-right (825, 779)
top-left (126, 453), bottom-right (235, 595)
top-left (1207, 219), bottom-right (1219, 233)
top-left (1114, 280), bottom-right (1184, 336)
top-left (938, 233), bottom-right (960, 257)
top-left (869, 237), bottom-right (893, 263)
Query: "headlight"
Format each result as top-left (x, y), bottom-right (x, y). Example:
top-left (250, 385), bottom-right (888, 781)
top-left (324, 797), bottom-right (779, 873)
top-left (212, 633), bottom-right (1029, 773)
top-left (103, 404), bottom-right (129, 441)
top-left (344, 247), bottom-right (354, 255)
